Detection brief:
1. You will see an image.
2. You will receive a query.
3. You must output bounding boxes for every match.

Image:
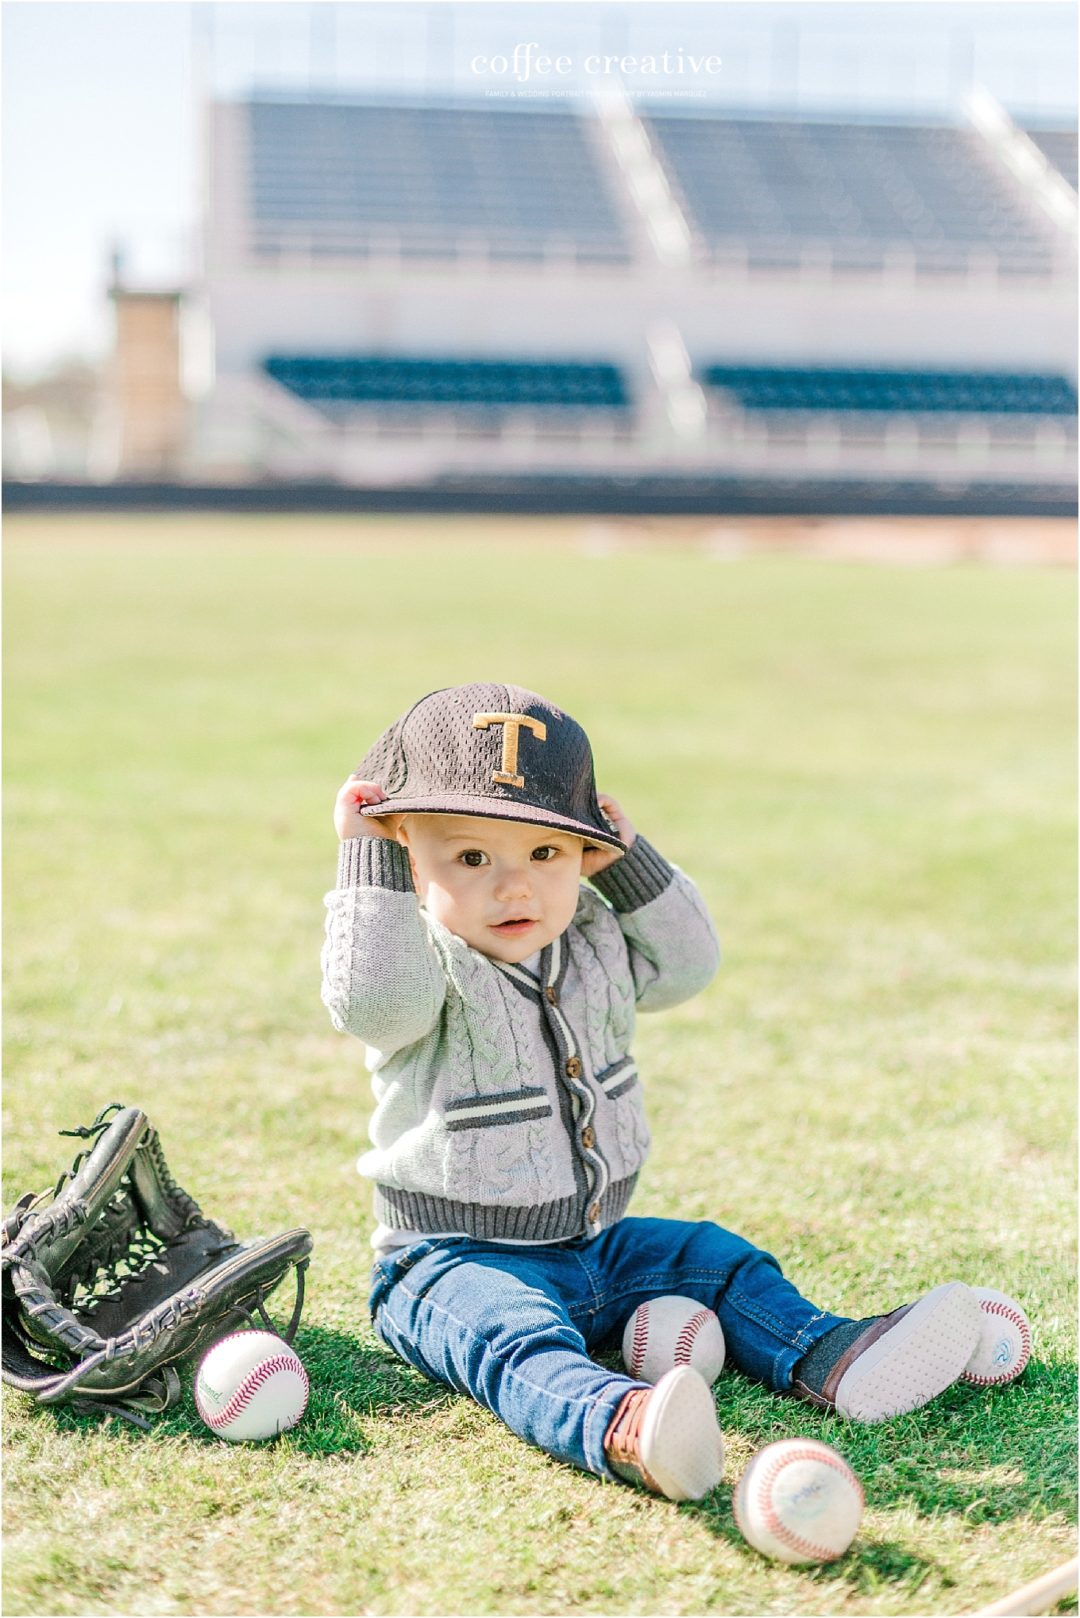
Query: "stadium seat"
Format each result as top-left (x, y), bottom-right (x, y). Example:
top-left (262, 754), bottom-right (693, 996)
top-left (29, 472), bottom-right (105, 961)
top-left (644, 112), bottom-right (1061, 274)
top-left (1023, 128), bottom-right (1078, 192)
top-left (700, 365), bottom-right (1078, 416)
top-left (264, 354), bottom-right (631, 413)
top-left (249, 98), bottom-right (631, 263)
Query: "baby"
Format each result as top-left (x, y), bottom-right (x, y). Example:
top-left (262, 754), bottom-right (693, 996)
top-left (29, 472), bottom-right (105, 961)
top-left (321, 682), bottom-right (984, 1500)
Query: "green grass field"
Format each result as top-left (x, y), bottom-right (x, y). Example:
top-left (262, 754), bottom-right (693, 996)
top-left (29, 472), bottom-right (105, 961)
top-left (3, 513), bottom-right (1076, 1618)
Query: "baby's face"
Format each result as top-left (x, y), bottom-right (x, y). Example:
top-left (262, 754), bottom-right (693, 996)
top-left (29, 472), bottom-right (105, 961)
top-left (396, 813), bottom-right (586, 963)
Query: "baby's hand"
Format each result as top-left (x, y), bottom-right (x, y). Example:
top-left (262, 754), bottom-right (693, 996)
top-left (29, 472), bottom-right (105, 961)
top-left (333, 775), bottom-right (400, 841)
top-left (581, 793), bottom-right (636, 879)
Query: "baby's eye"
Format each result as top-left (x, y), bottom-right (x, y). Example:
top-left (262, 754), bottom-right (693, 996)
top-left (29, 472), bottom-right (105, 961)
top-left (459, 849), bottom-right (489, 867)
top-left (532, 845), bottom-right (559, 862)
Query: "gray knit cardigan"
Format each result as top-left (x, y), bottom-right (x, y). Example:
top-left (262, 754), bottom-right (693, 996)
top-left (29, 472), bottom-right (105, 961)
top-left (321, 833), bottom-right (721, 1243)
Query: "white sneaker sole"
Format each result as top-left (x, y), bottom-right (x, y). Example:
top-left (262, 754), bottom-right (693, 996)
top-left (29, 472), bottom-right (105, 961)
top-left (834, 1281), bottom-right (982, 1423)
top-left (638, 1366), bottom-right (725, 1501)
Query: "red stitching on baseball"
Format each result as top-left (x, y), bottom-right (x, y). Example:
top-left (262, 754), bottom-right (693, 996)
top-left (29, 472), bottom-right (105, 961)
top-left (674, 1309), bottom-right (713, 1366)
top-left (630, 1307), bottom-right (649, 1379)
top-left (961, 1298), bottom-right (1032, 1387)
top-left (749, 1444), bottom-right (863, 1563)
top-left (193, 1331), bottom-right (265, 1427)
top-left (197, 1351), bottom-right (308, 1431)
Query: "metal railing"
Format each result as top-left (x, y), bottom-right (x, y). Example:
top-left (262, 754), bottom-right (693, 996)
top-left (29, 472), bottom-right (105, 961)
top-left (697, 236), bottom-right (1073, 284)
top-left (246, 224), bottom-right (632, 271)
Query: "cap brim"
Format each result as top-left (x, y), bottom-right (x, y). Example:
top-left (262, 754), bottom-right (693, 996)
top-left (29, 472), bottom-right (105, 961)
top-left (360, 794), bottom-right (626, 851)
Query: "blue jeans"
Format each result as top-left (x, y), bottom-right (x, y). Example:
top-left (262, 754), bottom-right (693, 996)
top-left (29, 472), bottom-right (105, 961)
top-left (368, 1216), bottom-right (847, 1482)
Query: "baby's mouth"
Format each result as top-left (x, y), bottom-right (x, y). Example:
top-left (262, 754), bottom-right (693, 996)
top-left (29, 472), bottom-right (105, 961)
top-left (492, 918), bottom-right (538, 933)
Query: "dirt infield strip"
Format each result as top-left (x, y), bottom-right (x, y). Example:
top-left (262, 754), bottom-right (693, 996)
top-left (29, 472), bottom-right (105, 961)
top-left (578, 516), bottom-right (1077, 565)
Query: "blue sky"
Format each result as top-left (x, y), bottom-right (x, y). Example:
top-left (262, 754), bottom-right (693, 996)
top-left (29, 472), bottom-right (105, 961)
top-left (3, 1), bottom-right (1076, 379)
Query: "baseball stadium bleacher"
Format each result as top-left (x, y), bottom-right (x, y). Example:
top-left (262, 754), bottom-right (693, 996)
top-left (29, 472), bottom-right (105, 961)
top-left (3, 53), bottom-right (1074, 515)
top-left (249, 98), bottom-right (631, 262)
top-left (263, 354), bottom-right (630, 412)
top-left (96, 90), bottom-right (1071, 512)
top-left (1022, 127), bottom-right (1078, 192)
top-left (643, 112), bottom-right (1063, 273)
top-left (264, 355), bottom-right (1076, 429)
top-left (700, 367), bottom-right (1078, 416)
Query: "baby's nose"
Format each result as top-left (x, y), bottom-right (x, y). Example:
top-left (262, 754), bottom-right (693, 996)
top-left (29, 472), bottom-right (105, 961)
top-left (494, 863), bottom-right (533, 898)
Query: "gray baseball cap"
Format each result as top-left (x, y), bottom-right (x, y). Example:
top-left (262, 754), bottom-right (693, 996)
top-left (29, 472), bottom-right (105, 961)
top-left (356, 683), bottom-right (626, 851)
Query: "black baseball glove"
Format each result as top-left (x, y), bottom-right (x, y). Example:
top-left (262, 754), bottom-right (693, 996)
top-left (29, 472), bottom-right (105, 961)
top-left (2, 1103), bottom-right (313, 1427)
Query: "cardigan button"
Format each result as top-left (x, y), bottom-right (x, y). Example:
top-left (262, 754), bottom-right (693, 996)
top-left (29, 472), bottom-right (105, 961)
top-left (588, 1202), bottom-right (601, 1224)
top-left (565, 1056), bottom-right (583, 1079)
top-left (581, 1125), bottom-right (596, 1150)
top-left (545, 986), bottom-right (558, 1005)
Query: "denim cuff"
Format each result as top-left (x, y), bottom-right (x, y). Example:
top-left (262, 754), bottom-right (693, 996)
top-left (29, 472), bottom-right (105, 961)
top-left (589, 835), bottom-right (674, 912)
top-left (337, 836), bottom-right (415, 892)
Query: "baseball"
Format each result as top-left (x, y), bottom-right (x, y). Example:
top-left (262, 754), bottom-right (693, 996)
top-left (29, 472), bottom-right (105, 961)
top-left (961, 1287), bottom-right (1032, 1387)
top-left (622, 1295), bottom-right (726, 1386)
top-left (195, 1330), bottom-right (309, 1442)
top-left (733, 1439), bottom-right (864, 1565)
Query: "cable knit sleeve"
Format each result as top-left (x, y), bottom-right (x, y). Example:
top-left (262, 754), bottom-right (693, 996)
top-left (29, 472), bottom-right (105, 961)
top-left (321, 836), bottom-right (447, 1053)
top-left (589, 835), bottom-right (721, 1012)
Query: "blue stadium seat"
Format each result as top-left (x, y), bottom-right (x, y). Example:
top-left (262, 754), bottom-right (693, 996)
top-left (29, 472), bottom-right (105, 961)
top-left (1023, 128), bottom-right (1078, 192)
top-left (644, 112), bottom-right (1061, 273)
top-left (264, 354), bottom-right (631, 412)
top-left (249, 98), bottom-right (630, 263)
top-left (700, 365), bottom-right (1078, 415)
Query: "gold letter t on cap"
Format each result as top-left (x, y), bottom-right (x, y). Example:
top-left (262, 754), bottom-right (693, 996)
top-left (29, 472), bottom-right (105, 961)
top-left (472, 713), bottom-right (548, 789)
